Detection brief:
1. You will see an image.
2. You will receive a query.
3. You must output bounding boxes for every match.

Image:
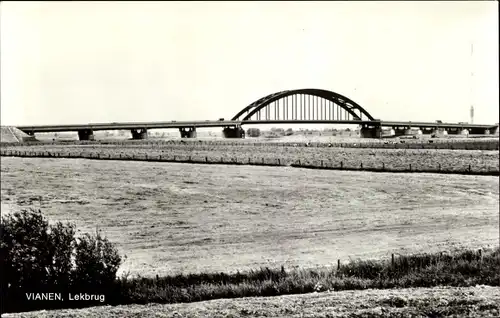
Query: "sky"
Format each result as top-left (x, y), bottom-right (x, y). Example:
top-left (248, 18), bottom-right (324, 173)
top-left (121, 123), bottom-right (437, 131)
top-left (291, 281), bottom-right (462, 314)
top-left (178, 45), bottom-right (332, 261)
top-left (1, 1), bottom-right (498, 127)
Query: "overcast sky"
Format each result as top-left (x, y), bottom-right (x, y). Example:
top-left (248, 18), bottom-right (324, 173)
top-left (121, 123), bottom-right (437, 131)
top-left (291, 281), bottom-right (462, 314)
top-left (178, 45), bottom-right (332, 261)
top-left (1, 1), bottom-right (498, 127)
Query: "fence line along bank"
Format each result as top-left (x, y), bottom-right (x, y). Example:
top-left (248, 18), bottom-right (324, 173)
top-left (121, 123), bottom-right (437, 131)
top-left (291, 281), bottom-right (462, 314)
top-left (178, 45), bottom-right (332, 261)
top-left (1, 149), bottom-right (498, 176)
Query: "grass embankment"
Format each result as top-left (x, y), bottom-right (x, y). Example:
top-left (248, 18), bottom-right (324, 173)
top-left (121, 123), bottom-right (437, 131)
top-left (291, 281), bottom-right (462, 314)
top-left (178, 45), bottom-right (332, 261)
top-left (113, 248), bottom-right (499, 306)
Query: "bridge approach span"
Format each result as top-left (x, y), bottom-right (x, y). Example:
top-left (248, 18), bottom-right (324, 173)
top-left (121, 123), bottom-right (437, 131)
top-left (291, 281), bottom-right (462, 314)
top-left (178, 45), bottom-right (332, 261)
top-left (16, 120), bottom-right (497, 139)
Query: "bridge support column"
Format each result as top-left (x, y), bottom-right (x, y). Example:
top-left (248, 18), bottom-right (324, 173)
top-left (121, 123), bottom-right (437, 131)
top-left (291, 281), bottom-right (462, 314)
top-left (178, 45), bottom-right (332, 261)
top-left (420, 127), bottom-right (434, 135)
top-left (392, 127), bottom-right (403, 136)
top-left (223, 126), bottom-right (245, 138)
top-left (179, 127), bottom-right (197, 138)
top-left (445, 128), bottom-right (460, 135)
top-left (392, 126), bottom-right (414, 137)
top-left (131, 128), bottom-right (148, 140)
top-left (78, 129), bottom-right (95, 141)
top-left (360, 124), bottom-right (382, 138)
top-left (468, 127), bottom-right (490, 135)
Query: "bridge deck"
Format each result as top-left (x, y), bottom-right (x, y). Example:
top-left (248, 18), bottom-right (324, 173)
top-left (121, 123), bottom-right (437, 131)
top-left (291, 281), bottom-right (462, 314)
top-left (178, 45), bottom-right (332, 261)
top-left (15, 120), bottom-right (497, 133)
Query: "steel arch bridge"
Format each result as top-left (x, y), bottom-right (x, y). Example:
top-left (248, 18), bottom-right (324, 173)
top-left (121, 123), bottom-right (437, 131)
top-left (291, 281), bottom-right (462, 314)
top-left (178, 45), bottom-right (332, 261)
top-left (231, 88), bottom-right (375, 122)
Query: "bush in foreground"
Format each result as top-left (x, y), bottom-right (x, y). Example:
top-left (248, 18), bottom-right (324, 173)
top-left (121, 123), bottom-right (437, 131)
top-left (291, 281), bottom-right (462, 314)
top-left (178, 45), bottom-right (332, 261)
top-left (0, 209), bottom-right (122, 314)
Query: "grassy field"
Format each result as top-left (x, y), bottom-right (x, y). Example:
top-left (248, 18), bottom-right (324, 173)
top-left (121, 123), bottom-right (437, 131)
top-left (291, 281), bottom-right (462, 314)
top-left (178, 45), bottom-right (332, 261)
top-left (1, 141), bottom-right (499, 173)
top-left (1, 157), bottom-right (498, 278)
top-left (4, 286), bottom-right (499, 317)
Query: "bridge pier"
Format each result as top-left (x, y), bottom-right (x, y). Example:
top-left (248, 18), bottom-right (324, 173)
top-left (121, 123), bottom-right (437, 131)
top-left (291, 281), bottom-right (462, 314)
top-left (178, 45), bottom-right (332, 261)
top-left (420, 127), bottom-right (434, 135)
top-left (468, 127), bottom-right (492, 135)
top-left (392, 127), bottom-right (402, 136)
top-left (445, 128), bottom-right (460, 135)
top-left (131, 128), bottom-right (148, 140)
top-left (223, 126), bottom-right (245, 138)
top-left (179, 127), bottom-right (197, 138)
top-left (446, 128), bottom-right (469, 136)
top-left (392, 127), bottom-right (411, 137)
top-left (393, 127), bottom-right (423, 137)
top-left (360, 124), bottom-right (382, 138)
top-left (447, 128), bottom-right (469, 136)
top-left (78, 129), bottom-right (95, 141)
top-left (445, 128), bottom-right (469, 136)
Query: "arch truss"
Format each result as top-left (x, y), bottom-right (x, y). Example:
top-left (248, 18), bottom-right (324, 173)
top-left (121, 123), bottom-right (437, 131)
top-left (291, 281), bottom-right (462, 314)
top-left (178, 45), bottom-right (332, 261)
top-left (232, 89), bottom-right (375, 122)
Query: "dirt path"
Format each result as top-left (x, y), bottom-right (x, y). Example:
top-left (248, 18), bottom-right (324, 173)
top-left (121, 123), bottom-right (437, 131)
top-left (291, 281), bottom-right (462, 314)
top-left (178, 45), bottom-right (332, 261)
top-left (4, 286), bottom-right (499, 318)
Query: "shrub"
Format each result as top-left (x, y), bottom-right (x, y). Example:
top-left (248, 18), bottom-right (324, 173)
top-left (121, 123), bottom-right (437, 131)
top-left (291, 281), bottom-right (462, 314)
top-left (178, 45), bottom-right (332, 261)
top-left (1, 209), bottom-right (54, 290)
top-left (72, 231), bottom-right (122, 290)
top-left (247, 128), bottom-right (261, 137)
top-left (271, 128), bottom-right (285, 136)
top-left (0, 208), bottom-right (122, 314)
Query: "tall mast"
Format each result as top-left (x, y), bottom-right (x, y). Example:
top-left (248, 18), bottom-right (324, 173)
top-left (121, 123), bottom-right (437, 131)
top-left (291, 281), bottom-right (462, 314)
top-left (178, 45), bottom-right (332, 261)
top-left (470, 42), bottom-right (474, 124)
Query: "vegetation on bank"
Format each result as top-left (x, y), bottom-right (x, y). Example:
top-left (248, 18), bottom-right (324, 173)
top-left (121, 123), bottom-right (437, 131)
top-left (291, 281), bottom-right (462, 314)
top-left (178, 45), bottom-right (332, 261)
top-left (1, 209), bottom-right (499, 314)
top-left (115, 247), bottom-right (499, 305)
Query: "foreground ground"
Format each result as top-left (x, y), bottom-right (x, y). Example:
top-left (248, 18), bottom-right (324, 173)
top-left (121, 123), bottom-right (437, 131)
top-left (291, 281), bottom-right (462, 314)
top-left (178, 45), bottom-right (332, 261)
top-left (1, 157), bottom-right (498, 277)
top-left (4, 286), bottom-right (499, 318)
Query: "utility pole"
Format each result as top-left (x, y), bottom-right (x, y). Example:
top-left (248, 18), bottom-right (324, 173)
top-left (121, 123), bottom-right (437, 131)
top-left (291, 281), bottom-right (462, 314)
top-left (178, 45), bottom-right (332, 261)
top-left (470, 42), bottom-right (474, 124)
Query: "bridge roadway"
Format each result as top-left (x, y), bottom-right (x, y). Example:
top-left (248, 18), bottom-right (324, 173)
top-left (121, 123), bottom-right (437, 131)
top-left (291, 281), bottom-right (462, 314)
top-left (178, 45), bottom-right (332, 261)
top-left (16, 119), bottom-right (498, 134)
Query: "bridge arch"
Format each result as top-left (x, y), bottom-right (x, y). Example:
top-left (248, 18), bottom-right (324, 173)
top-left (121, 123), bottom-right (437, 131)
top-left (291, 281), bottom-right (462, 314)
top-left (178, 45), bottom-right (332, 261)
top-left (232, 88), bottom-right (375, 121)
